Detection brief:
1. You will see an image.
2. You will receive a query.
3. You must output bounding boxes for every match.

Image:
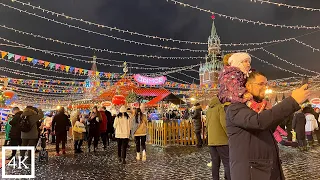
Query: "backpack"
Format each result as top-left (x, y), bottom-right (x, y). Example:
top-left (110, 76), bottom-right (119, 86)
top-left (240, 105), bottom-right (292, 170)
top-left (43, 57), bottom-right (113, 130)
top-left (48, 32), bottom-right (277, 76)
top-left (20, 116), bottom-right (32, 132)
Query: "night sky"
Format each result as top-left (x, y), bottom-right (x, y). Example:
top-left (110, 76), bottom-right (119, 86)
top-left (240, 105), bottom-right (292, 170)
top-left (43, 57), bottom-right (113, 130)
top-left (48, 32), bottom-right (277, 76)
top-left (0, 0), bottom-right (319, 85)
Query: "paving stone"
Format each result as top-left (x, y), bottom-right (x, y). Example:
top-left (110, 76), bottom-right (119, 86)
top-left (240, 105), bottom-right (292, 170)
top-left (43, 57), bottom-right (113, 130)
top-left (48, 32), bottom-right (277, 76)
top-left (1, 142), bottom-right (319, 179)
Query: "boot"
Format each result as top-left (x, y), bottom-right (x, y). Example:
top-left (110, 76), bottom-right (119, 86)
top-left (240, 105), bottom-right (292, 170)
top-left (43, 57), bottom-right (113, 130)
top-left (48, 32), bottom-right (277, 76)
top-left (136, 153), bottom-right (141, 160)
top-left (62, 149), bottom-right (66, 155)
top-left (74, 141), bottom-right (79, 153)
top-left (142, 150), bottom-right (146, 161)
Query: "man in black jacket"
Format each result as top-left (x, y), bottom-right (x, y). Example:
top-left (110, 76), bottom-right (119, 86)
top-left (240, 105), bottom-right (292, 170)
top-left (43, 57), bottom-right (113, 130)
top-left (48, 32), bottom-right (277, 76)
top-left (226, 71), bottom-right (310, 180)
top-left (7, 107), bottom-right (22, 160)
top-left (192, 103), bottom-right (203, 148)
top-left (52, 107), bottom-right (71, 156)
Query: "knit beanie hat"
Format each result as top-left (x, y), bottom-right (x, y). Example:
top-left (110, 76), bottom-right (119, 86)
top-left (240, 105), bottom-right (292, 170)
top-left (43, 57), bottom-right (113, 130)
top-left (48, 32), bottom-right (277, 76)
top-left (223, 53), bottom-right (234, 66)
top-left (228, 53), bottom-right (251, 67)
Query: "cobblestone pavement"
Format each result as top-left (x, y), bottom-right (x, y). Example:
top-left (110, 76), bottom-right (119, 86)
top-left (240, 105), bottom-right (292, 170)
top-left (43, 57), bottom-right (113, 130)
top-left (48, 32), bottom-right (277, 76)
top-left (1, 141), bottom-right (320, 180)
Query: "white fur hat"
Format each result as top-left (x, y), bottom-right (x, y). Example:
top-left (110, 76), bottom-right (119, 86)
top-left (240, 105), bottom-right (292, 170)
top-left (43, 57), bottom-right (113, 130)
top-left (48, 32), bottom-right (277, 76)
top-left (119, 105), bottom-right (127, 113)
top-left (228, 52), bottom-right (251, 67)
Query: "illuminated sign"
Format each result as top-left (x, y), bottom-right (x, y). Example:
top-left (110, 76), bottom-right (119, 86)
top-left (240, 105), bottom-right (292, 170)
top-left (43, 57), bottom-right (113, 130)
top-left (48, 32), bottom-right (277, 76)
top-left (311, 98), bottom-right (320, 105)
top-left (133, 74), bottom-right (166, 85)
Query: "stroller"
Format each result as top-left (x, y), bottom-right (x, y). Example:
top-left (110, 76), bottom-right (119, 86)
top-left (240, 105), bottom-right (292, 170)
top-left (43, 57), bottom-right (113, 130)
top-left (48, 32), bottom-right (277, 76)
top-left (38, 129), bottom-right (49, 162)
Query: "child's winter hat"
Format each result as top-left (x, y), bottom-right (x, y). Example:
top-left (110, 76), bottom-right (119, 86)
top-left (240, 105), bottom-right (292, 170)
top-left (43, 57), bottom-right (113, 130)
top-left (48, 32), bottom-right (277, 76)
top-left (223, 53), bottom-right (234, 66)
top-left (228, 53), bottom-right (251, 67)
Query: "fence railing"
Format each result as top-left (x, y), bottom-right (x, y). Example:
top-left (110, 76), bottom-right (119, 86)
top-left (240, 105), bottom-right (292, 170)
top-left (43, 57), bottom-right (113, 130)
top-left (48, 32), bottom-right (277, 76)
top-left (147, 120), bottom-right (206, 147)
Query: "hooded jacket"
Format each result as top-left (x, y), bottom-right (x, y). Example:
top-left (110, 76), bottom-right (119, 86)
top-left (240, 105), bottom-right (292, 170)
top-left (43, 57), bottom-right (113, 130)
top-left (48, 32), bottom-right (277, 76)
top-left (218, 66), bottom-right (247, 104)
top-left (206, 96), bottom-right (230, 146)
top-left (21, 108), bottom-right (44, 139)
top-left (9, 111), bottom-right (23, 139)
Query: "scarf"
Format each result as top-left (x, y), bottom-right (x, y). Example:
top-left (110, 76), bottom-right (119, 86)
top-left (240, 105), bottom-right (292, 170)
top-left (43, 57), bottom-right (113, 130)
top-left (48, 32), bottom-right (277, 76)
top-left (246, 99), bottom-right (269, 113)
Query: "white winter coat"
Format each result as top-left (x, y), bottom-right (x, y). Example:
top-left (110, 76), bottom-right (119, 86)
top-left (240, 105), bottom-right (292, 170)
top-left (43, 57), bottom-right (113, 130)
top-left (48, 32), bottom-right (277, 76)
top-left (113, 114), bottom-right (133, 139)
top-left (305, 113), bottom-right (318, 132)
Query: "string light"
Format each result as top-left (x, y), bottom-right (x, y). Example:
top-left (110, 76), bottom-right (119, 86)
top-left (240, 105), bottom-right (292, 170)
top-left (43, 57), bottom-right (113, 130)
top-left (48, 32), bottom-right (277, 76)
top-left (250, 54), bottom-right (309, 76)
top-left (261, 48), bottom-right (320, 75)
top-left (0, 40), bottom-right (201, 71)
top-left (166, 0), bottom-right (320, 30)
top-left (9, 0), bottom-right (320, 47)
top-left (0, 23), bottom-right (204, 60)
top-left (293, 38), bottom-right (320, 52)
top-left (250, 0), bottom-right (320, 12)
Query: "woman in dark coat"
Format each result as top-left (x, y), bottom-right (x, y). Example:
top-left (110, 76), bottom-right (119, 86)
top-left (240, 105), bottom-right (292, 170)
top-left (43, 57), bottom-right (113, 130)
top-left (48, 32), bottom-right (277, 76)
top-left (192, 103), bottom-right (203, 147)
top-left (292, 110), bottom-right (307, 151)
top-left (87, 106), bottom-right (101, 152)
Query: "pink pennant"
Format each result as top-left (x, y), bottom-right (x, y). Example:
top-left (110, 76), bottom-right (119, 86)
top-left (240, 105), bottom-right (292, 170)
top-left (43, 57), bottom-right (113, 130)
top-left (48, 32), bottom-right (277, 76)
top-left (55, 64), bottom-right (61, 70)
top-left (74, 68), bottom-right (79, 74)
top-left (14, 55), bottom-right (21, 61)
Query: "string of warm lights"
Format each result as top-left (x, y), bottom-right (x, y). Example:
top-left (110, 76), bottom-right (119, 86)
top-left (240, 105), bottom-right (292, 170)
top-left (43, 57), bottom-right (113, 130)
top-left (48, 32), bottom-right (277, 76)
top-left (261, 48), bottom-right (320, 75)
top-left (166, 0), bottom-right (320, 30)
top-left (178, 72), bottom-right (199, 81)
top-left (167, 75), bottom-right (192, 84)
top-left (0, 40), bottom-right (201, 71)
top-left (223, 47), bottom-right (263, 53)
top-left (7, 0), bottom-right (208, 45)
top-left (250, 0), bottom-right (320, 12)
top-left (5, 84), bottom-right (83, 94)
top-left (0, 23), bottom-right (204, 60)
top-left (293, 38), bottom-right (320, 52)
top-left (250, 54), bottom-right (309, 76)
top-left (9, 0), bottom-right (320, 47)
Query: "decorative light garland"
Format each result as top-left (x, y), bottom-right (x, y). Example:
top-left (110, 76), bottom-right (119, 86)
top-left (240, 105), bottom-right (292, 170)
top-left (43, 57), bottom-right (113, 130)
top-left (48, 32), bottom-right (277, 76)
top-left (250, 0), bottom-right (320, 12)
top-left (0, 23), bottom-right (204, 60)
top-left (261, 48), bottom-right (320, 75)
top-left (166, 0), bottom-right (320, 30)
top-left (293, 38), bottom-right (320, 52)
top-left (250, 54), bottom-right (309, 76)
top-left (8, 0), bottom-right (320, 47)
top-left (0, 40), bottom-right (201, 71)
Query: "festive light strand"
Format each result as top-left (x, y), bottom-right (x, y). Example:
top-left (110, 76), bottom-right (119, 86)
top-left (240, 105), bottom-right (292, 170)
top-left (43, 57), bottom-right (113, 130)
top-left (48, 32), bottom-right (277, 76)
top-left (166, 0), bottom-right (320, 30)
top-left (0, 40), bottom-right (201, 71)
top-left (250, 54), bottom-right (309, 76)
top-left (261, 48), bottom-right (320, 75)
top-left (0, 22), bottom-right (203, 60)
top-left (9, 0), bottom-right (208, 45)
top-left (9, 0), bottom-right (320, 47)
top-left (250, 0), bottom-right (320, 12)
top-left (293, 38), bottom-right (320, 52)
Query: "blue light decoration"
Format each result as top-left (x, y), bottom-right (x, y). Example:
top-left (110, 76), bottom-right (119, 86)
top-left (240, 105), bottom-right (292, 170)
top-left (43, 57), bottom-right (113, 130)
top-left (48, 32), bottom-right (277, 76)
top-left (5, 99), bottom-right (11, 106)
top-left (85, 78), bottom-right (91, 88)
top-left (149, 113), bottom-right (160, 120)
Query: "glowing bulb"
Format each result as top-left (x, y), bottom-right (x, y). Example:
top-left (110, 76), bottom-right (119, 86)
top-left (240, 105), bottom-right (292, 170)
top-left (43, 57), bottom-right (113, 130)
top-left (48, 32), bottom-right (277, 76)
top-left (190, 97), bottom-right (196, 101)
top-left (56, 106), bottom-right (61, 110)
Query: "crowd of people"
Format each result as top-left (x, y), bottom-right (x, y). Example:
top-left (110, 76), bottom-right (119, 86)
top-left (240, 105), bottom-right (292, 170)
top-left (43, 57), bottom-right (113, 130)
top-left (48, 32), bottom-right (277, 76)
top-left (3, 105), bottom-right (148, 165)
top-left (1, 52), bottom-right (317, 179)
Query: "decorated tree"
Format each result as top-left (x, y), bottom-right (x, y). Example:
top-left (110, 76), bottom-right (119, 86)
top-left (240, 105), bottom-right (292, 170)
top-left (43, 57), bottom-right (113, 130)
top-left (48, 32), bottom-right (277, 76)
top-left (126, 91), bottom-right (137, 103)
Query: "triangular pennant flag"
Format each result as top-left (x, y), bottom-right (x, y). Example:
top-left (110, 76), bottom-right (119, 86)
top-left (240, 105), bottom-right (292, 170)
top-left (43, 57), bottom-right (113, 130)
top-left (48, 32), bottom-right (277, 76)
top-left (1, 51), bottom-right (8, 59)
top-left (60, 65), bottom-right (65, 71)
top-left (99, 72), bottom-right (104, 77)
top-left (55, 64), bottom-right (61, 70)
top-left (44, 61), bottom-right (50, 68)
top-left (38, 60), bottom-right (44, 65)
top-left (74, 68), bottom-right (79, 74)
top-left (69, 67), bottom-right (75, 73)
top-left (32, 59), bottom-right (38, 65)
top-left (14, 55), bottom-right (21, 61)
top-left (84, 69), bottom-right (88, 75)
top-left (27, 57), bottom-right (33, 63)
top-left (104, 73), bottom-right (108, 78)
top-left (96, 71), bottom-right (100, 77)
top-left (7, 53), bottom-right (14, 60)
top-left (88, 70), bottom-right (92, 76)
top-left (65, 66), bottom-right (70, 72)
top-left (20, 56), bottom-right (26, 62)
top-left (79, 69), bottom-right (84, 74)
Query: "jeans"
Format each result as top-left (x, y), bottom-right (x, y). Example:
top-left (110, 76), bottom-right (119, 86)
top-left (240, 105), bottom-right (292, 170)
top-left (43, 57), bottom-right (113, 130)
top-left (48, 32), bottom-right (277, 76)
top-left (56, 134), bottom-right (67, 153)
top-left (74, 140), bottom-right (83, 152)
top-left (209, 146), bottom-right (231, 180)
top-left (88, 135), bottom-right (99, 149)
top-left (20, 139), bottom-right (38, 162)
top-left (117, 138), bottom-right (129, 160)
top-left (9, 138), bottom-right (22, 156)
top-left (135, 136), bottom-right (146, 153)
top-left (100, 132), bottom-right (107, 148)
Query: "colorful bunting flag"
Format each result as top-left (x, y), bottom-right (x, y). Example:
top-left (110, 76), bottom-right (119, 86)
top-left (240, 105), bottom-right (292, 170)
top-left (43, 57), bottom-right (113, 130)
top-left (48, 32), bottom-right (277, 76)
top-left (55, 64), bottom-right (61, 70)
top-left (44, 61), bottom-right (50, 68)
top-left (7, 53), bottom-right (14, 60)
top-left (1, 51), bottom-right (8, 59)
top-left (27, 57), bottom-right (33, 63)
top-left (65, 66), bottom-right (70, 72)
top-left (32, 59), bottom-right (38, 65)
top-left (60, 65), bottom-right (65, 71)
top-left (69, 67), bottom-right (75, 73)
top-left (14, 55), bottom-right (21, 61)
top-left (74, 68), bottom-right (79, 74)
top-left (20, 56), bottom-right (26, 62)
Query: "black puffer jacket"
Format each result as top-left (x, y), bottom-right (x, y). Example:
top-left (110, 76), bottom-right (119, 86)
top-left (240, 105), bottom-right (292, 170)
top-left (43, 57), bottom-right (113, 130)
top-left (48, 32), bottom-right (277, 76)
top-left (9, 111), bottom-right (23, 139)
top-left (192, 106), bottom-right (202, 132)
